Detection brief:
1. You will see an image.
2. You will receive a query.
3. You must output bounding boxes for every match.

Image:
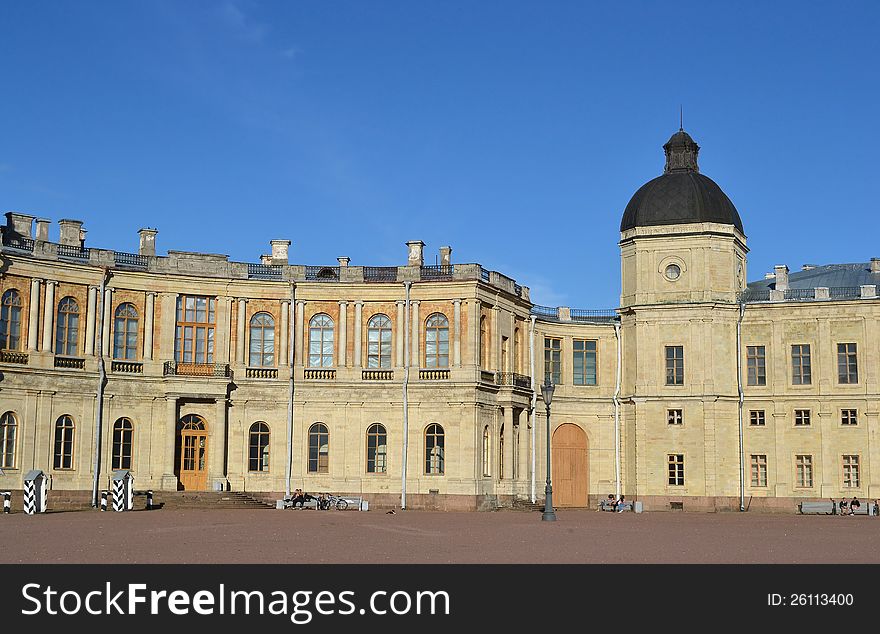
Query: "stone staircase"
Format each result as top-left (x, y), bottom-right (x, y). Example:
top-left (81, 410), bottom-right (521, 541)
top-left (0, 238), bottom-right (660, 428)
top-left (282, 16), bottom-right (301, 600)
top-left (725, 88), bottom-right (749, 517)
top-left (510, 498), bottom-right (545, 512)
top-left (157, 491), bottom-right (275, 510)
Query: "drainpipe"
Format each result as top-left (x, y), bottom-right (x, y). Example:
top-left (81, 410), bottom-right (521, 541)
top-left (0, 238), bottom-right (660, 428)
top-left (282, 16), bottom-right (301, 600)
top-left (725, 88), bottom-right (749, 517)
top-left (528, 314), bottom-right (537, 503)
top-left (613, 320), bottom-right (622, 502)
top-left (737, 301), bottom-right (745, 512)
top-left (91, 267), bottom-right (111, 507)
top-left (285, 282), bottom-right (296, 498)
top-left (401, 281), bottom-right (412, 509)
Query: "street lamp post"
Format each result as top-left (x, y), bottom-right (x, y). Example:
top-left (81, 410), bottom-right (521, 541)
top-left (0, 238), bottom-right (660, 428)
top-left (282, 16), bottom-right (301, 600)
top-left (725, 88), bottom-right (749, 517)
top-left (541, 378), bottom-right (557, 521)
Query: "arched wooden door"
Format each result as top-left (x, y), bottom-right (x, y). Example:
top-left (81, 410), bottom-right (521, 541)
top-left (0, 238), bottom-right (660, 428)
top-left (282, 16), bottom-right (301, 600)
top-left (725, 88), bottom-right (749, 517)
top-left (552, 423), bottom-right (588, 507)
top-left (178, 415), bottom-right (208, 491)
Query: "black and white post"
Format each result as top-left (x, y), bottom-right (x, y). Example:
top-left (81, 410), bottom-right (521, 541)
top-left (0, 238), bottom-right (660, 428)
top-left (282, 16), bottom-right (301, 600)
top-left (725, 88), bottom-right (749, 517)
top-left (146, 490), bottom-right (153, 510)
top-left (100, 490), bottom-right (108, 511)
top-left (2, 491), bottom-right (10, 514)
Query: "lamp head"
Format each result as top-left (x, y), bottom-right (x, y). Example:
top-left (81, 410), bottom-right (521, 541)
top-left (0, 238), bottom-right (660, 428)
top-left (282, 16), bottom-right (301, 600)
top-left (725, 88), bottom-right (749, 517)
top-left (541, 378), bottom-right (555, 406)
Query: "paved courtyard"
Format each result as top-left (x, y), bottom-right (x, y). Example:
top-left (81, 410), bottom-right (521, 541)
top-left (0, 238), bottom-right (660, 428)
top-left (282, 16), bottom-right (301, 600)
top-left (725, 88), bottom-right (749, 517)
top-left (2, 508), bottom-right (879, 564)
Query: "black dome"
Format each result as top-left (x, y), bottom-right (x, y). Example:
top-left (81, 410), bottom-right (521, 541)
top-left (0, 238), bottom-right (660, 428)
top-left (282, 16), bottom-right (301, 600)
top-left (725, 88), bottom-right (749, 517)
top-left (620, 130), bottom-right (743, 233)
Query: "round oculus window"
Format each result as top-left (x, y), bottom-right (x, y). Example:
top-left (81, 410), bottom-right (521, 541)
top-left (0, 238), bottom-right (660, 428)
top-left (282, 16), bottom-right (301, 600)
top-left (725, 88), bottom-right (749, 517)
top-left (664, 264), bottom-right (681, 281)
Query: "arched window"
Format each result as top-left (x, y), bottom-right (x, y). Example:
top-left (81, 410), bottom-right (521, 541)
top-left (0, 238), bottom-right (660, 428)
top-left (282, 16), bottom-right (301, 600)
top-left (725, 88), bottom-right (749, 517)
top-left (514, 327), bottom-right (522, 374)
top-left (482, 425), bottom-right (491, 477)
top-left (0, 289), bottom-right (23, 351)
top-left (111, 418), bottom-right (133, 470)
top-left (479, 315), bottom-right (488, 369)
top-left (425, 423), bottom-right (445, 475)
top-left (366, 423), bottom-right (387, 473)
top-left (308, 314), bottom-right (334, 367)
top-left (54, 415), bottom-right (75, 469)
top-left (113, 303), bottom-right (139, 360)
top-left (249, 422), bottom-right (270, 472)
top-left (55, 297), bottom-right (80, 356)
top-left (425, 313), bottom-right (449, 368)
top-left (0, 411), bottom-right (17, 469)
top-left (308, 423), bottom-right (329, 473)
top-left (249, 313), bottom-right (275, 367)
top-left (180, 414), bottom-right (206, 431)
top-left (367, 314), bottom-right (392, 368)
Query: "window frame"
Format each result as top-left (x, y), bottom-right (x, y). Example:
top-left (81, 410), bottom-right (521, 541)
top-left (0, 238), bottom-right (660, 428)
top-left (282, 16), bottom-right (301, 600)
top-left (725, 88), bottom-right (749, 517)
top-left (667, 453), bottom-right (685, 486)
top-left (308, 314), bottom-right (335, 368)
top-left (53, 414), bottom-right (76, 470)
top-left (174, 295), bottom-right (216, 364)
top-left (425, 423), bottom-right (445, 475)
top-left (791, 344), bottom-right (811, 385)
top-left (794, 409), bottom-right (811, 427)
top-left (665, 345), bottom-right (684, 386)
top-left (667, 409), bottom-right (683, 426)
top-left (842, 454), bottom-right (860, 489)
top-left (750, 454), bottom-right (768, 487)
top-left (249, 312), bottom-right (276, 368)
top-left (307, 422), bottom-right (329, 474)
top-left (795, 454), bottom-right (813, 488)
top-left (841, 409), bottom-right (858, 426)
top-left (749, 410), bottom-right (766, 427)
top-left (746, 345), bottom-right (766, 386)
top-left (365, 423), bottom-right (387, 474)
top-left (248, 422), bottom-right (271, 472)
top-left (0, 289), bottom-right (23, 351)
top-left (573, 339), bottom-right (598, 386)
top-left (837, 343), bottom-right (858, 384)
top-left (544, 337), bottom-right (562, 385)
top-left (367, 313), bottom-right (393, 369)
top-left (0, 411), bottom-right (18, 469)
top-left (55, 296), bottom-right (80, 357)
top-left (111, 417), bottom-right (134, 471)
top-left (113, 303), bottom-right (139, 361)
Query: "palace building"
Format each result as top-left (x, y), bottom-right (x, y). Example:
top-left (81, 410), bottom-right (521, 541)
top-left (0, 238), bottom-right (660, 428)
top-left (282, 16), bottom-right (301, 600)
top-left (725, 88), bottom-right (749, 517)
top-left (0, 128), bottom-right (878, 511)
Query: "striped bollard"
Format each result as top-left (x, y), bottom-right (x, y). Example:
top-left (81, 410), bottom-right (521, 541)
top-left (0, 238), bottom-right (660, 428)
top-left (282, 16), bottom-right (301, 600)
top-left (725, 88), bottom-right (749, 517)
top-left (100, 490), bottom-right (108, 512)
top-left (2, 491), bottom-right (10, 514)
top-left (23, 481), bottom-right (36, 515)
top-left (112, 479), bottom-right (124, 512)
top-left (146, 490), bottom-right (153, 510)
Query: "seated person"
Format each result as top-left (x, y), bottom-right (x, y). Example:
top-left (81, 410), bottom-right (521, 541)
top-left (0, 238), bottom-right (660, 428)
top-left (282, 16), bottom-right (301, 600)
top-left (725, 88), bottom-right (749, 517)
top-left (291, 488), bottom-right (306, 508)
top-left (838, 498), bottom-right (848, 515)
top-left (318, 493), bottom-right (331, 510)
top-left (850, 497), bottom-right (861, 515)
top-left (604, 494), bottom-right (615, 511)
top-left (616, 495), bottom-right (626, 513)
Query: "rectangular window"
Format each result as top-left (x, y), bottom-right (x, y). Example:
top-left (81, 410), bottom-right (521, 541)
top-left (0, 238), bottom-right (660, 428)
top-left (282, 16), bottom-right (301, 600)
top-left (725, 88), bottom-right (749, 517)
top-left (667, 454), bottom-right (685, 486)
top-left (837, 343), bottom-right (858, 384)
top-left (750, 454), bottom-right (767, 487)
top-left (791, 344), bottom-right (811, 385)
top-left (667, 409), bottom-right (683, 426)
top-left (843, 455), bottom-right (860, 488)
top-left (746, 346), bottom-right (766, 386)
top-left (573, 339), bottom-right (598, 386)
top-left (665, 346), bottom-right (684, 386)
top-left (175, 296), bottom-right (216, 364)
top-left (749, 410), bottom-right (766, 426)
top-left (544, 337), bottom-right (561, 385)
top-left (795, 455), bottom-right (813, 488)
top-left (794, 409), bottom-right (811, 426)
top-left (841, 409), bottom-right (858, 426)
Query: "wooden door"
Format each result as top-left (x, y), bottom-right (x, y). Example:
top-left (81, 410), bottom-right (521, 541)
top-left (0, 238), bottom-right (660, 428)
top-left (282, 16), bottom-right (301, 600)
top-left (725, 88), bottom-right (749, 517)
top-left (552, 423), bottom-right (588, 507)
top-left (179, 430), bottom-right (208, 491)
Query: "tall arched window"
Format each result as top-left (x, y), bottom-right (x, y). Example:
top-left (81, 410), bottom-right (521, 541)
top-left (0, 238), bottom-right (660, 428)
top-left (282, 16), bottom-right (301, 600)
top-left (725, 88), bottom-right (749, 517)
top-left (367, 314), bottom-right (392, 368)
top-left (249, 422), bottom-right (270, 472)
top-left (112, 418), bottom-right (133, 470)
top-left (55, 297), bottom-right (80, 356)
top-left (482, 425), bottom-right (491, 477)
top-left (0, 289), bottom-right (23, 350)
top-left (54, 415), bottom-right (75, 469)
top-left (425, 313), bottom-right (449, 368)
top-left (425, 423), bottom-right (445, 475)
top-left (479, 315), bottom-right (488, 369)
top-left (249, 313), bottom-right (275, 367)
top-left (308, 423), bottom-right (329, 473)
top-left (0, 411), bottom-right (17, 469)
top-left (308, 314), bottom-right (334, 367)
top-left (514, 327), bottom-right (522, 374)
top-left (113, 303), bottom-right (139, 360)
top-left (366, 423), bottom-right (387, 473)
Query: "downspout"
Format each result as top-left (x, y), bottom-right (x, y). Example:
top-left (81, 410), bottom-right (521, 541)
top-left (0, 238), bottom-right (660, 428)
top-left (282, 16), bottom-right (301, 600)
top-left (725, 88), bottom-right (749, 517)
top-left (613, 320), bottom-right (622, 502)
top-left (285, 282), bottom-right (296, 498)
top-left (91, 267), bottom-right (111, 507)
top-left (528, 314), bottom-right (537, 503)
top-left (401, 281), bottom-right (412, 509)
top-left (737, 301), bottom-right (746, 512)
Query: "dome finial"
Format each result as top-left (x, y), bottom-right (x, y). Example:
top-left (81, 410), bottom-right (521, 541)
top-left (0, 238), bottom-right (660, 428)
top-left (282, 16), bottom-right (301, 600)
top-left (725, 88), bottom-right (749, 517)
top-left (663, 128), bottom-right (699, 173)
top-left (679, 105), bottom-right (683, 131)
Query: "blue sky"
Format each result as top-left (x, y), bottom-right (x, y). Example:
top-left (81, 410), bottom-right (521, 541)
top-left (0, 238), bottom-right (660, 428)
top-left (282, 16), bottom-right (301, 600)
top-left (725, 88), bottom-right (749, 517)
top-left (1, 1), bottom-right (877, 308)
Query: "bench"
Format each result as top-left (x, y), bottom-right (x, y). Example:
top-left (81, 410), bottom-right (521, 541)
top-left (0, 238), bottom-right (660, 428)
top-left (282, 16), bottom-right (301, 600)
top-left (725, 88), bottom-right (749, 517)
top-left (844, 502), bottom-right (877, 516)
top-left (599, 500), bottom-right (633, 512)
top-left (799, 501), bottom-right (837, 514)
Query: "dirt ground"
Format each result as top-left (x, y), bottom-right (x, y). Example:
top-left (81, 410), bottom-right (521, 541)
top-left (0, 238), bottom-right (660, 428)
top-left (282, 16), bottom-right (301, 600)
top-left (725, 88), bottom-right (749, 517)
top-left (2, 507), bottom-right (879, 564)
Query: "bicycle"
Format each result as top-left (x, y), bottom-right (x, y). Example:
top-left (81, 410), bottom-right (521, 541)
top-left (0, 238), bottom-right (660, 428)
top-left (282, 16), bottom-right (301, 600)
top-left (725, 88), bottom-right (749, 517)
top-left (319, 494), bottom-right (348, 510)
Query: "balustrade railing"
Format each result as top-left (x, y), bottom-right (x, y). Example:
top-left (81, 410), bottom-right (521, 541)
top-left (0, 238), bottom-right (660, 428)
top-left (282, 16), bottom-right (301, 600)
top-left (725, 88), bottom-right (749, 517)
top-left (54, 356), bottom-right (85, 369)
top-left (56, 244), bottom-right (90, 261)
top-left (364, 266), bottom-right (398, 282)
top-left (304, 368), bottom-right (336, 380)
top-left (111, 361), bottom-right (143, 374)
top-left (419, 369), bottom-right (449, 380)
top-left (163, 361), bottom-right (230, 377)
top-left (113, 251), bottom-right (148, 268)
top-left (246, 367), bottom-right (279, 379)
top-left (248, 263), bottom-right (283, 280)
top-left (496, 372), bottom-right (532, 388)
top-left (0, 350), bottom-right (28, 364)
top-left (420, 265), bottom-right (454, 280)
top-left (305, 266), bottom-right (340, 281)
top-left (363, 369), bottom-right (393, 381)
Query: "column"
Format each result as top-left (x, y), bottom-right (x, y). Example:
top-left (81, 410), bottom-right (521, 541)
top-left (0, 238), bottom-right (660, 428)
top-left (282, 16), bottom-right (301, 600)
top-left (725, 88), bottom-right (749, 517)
top-left (503, 406), bottom-right (515, 481)
top-left (100, 287), bottom-right (113, 357)
top-left (410, 300), bottom-right (420, 367)
top-left (40, 281), bottom-right (56, 352)
top-left (452, 299), bottom-right (462, 367)
top-left (518, 408), bottom-right (530, 486)
top-left (353, 301), bottom-right (363, 368)
top-left (295, 301), bottom-right (305, 367)
top-left (236, 298), bottom-right (247, 365)
top-left (85, 286), bottom-right (98, 356)
top-left (279, 300), bottom-right (290, 366)
top-left (27, 279), bottom-right (41, 352)
top-left (468, 299), bottom-right (481, 368)
top-left (158, 293), bottom-right (176, 361)
top-left (492, 305), bottom-right (501, 371)
top-left (164, 397), bottom-right (178, 483)
top-left (214, 297), bottom-right (231, 364)
top-left (143, 292), bottom-right (155, 361)
top-left (338, 301), bottom-right (348, 367)
top-left (214, 398), bottom-right (228, 487)
top-left (395, 301), bottom-right (405, 367)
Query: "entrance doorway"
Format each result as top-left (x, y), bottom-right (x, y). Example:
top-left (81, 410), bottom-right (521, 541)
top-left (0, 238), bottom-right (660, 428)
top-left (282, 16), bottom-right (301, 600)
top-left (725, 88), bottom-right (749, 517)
top-left (552, 423), bottom-right (588, 507)
top-left (178, 415), bottom-right (208, 491)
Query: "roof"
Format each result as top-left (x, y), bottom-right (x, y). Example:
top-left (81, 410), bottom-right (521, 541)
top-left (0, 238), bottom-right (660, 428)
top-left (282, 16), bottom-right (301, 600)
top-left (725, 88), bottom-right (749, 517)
top-left (747, 262), bottom-right (880, 291)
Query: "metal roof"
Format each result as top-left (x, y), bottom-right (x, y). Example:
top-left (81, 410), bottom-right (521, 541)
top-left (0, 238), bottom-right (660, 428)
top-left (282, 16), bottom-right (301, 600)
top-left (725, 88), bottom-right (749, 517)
top-left (747, 262), bottom-right (880, 291)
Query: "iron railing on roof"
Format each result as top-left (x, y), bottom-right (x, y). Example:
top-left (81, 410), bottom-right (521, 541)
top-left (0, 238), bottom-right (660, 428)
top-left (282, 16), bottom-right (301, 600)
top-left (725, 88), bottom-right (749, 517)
top-left (2, 234), bottom-right (35, 252)
top-left (783, 288), bottom-right (814, 301)
top-left (421, 264), bottom-right (454, 280)
top-left (305, 266), bottom-right (340, 281)
top-left (364, 266), bottom-right (398, 282)
top-left (496, 372), bottom-right (532, 389)
top-left (248, 263), bottom-right (283, 280)
top-left (480, 268), bottom-right (491, 282)
top-left (829, 287), bottom-right (861, 299)
top-left (530, 305), bottom-right (559, 320)
top-left (57, 244), bottom-right (90, 261)
top-left (570, 309), bottom-right (617, 322)
top-left (738, 289), bottom-right (771, 303)
top-left (114, 251), bottom-right (148, 268)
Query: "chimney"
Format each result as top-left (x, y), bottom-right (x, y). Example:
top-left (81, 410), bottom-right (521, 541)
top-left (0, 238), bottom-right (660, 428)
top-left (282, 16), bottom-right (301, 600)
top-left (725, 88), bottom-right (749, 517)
top-left (439, 246), bottom-right (452, 267)
top-left (260, 254), bottom-right (273, 265)
top-left (802, 264), bottom-right (816, 271)
top-left (138, 228), bottom-right (158, 257)
top-left (58, 219), bottom-right (84, 246)
top-left (337, 256), bottom-right (350, 267)
top-left (774, 265), bottom-right (789, 291)
top-left (270, 239), bottom-right (291, 264)
top-left (4, 212), bottom-right (35, 238)
top-left (35, 218), bottom-right (50, 241)
top-left (406, 240), bottom-right (425, 267)
top-left (871, 258), bottom-right (880, 274)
